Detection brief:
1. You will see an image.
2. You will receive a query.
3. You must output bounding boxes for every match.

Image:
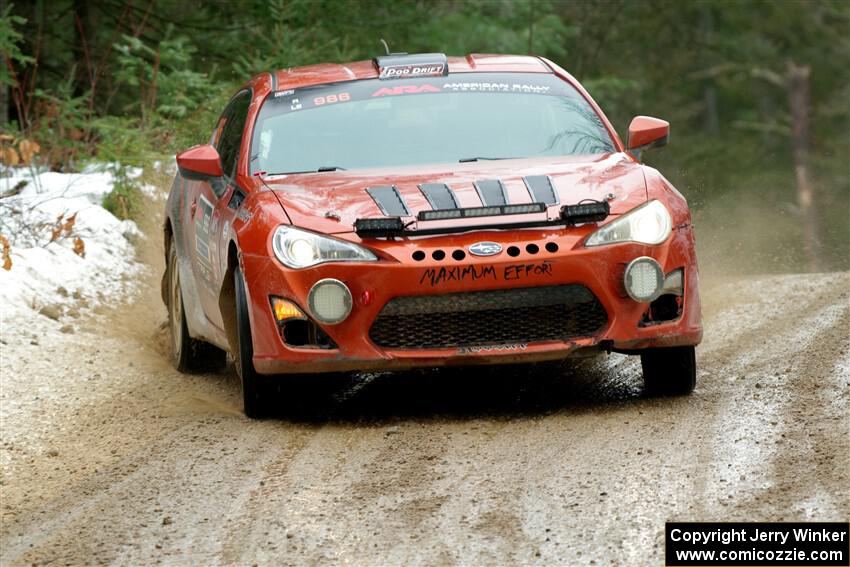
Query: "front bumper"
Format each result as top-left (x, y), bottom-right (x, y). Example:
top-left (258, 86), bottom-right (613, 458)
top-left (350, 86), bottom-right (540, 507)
top-left (241, 225), bottom-right (702, 375)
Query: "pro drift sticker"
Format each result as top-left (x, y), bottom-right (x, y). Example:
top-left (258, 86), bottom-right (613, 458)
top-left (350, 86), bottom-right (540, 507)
top-left (379, 63), bottom-right (446, 80)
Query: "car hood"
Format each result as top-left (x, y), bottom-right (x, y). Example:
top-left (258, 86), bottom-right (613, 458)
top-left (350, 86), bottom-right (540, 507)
top-left (265, 152), bottom-right (647, 235)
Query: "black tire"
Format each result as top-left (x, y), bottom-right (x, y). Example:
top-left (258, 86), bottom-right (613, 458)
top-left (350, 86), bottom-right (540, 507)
top-left (166, 239), bottom-right (225, 372)
top-left (234, 265), bottom-right (274, 418)
top-left (640, 345), bottom-right (696, 396)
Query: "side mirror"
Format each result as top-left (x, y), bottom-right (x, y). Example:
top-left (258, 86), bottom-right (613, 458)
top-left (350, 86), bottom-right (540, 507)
top-left (176, 144), bottom-right (224, 180)
top-left (627, 116), bottom-right (669, 151)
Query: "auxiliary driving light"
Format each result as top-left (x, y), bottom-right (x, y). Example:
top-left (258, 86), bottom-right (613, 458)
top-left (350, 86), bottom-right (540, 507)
top-left (624, 256), bottom-right (664, 302)
top-left (307, 279), bottom-right (353, 324)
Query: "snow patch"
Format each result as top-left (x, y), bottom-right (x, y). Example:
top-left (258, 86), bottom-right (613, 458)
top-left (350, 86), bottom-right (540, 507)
top-left (0, 166), bottom-right (150, 332)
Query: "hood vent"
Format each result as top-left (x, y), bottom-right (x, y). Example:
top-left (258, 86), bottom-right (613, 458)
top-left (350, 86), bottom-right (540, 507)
top-left (419, 183), bottom-right (459, 210)
top-left (523, 175), bottom-right (558, 205)
top-left (366, 185), bottom-right (410, 217)
top-left (474, 179), bottom-right (508, 206)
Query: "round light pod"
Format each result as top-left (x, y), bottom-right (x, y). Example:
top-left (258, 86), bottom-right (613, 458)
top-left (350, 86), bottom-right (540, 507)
top-left (623, 257), bottom-right (664, 302)
top-left (307, 278), bottom-right (353, 324)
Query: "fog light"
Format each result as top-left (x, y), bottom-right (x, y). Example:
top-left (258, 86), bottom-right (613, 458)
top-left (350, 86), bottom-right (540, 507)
top-left (307, 279), bottom-right (352, 324)
top-left (624, 257), bottom-right (663, 302)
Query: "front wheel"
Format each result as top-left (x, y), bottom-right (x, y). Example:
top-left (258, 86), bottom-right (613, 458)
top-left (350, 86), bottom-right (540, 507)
top-left (234, 265), bottom-right (274, 418)
top-left (641, 346), bottom-right (696, 396)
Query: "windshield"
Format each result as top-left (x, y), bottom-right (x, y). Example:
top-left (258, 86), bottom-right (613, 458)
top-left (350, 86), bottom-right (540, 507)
top-left (251, 72), bottom-right (615, 174)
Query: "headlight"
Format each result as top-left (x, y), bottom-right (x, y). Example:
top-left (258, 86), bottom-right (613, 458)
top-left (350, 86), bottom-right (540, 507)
top-left (585, 200), bottom-right (672, 247)
top-left (272, 226), bottom-right (377, 269)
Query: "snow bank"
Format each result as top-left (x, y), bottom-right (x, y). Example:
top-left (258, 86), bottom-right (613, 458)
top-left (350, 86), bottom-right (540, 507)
top-left (0, 166), bottom-right (154, 331)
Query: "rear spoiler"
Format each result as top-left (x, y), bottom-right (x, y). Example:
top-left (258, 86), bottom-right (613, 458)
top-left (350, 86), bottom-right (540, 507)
top-left (354, 201), bottom-right (609, 238)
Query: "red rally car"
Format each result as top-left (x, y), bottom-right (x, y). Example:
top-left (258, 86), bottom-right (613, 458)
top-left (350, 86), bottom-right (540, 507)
top-left (163, 52), bottom-right (702, 418)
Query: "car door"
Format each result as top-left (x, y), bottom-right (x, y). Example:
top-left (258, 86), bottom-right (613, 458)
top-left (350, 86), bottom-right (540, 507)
top-left (188, 89), bottom-right (252, 331)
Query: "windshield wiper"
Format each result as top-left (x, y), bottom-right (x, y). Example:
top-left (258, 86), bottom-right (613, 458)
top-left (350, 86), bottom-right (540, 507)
top-left (268, 166), bottom-right (347, 175)
top-left (458, 156), bottom-right (516, 163)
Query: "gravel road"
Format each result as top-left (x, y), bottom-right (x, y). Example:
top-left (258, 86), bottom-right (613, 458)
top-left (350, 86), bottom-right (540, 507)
top-left (1, 268), bottom-right (848, 566)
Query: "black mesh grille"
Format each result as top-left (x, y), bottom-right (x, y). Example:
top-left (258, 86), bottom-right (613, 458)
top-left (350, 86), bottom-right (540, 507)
top-left (369, 285), bottom-right (608, 349)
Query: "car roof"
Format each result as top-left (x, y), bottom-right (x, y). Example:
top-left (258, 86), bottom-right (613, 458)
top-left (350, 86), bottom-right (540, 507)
top-left (264, 54), bottom-right (553, 91)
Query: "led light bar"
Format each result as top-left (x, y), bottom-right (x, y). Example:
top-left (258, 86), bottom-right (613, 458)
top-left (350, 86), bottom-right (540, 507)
top-left (354, 217), bottom-right (405, 237)
top-left (560, 201), bottom-right (610, 225)
top-left (418, 202), bottom-right (546, 222)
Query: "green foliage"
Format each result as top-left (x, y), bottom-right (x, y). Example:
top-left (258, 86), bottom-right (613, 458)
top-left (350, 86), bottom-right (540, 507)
top-left (102, 166), bottom-right (144, 221)
top-left (89, 115), bottom-right (156, 168)
top-left (408, 0), bottom-right (572, 59)
top-left (231, 0), bottom-right (337, 77)
top-left (29, 73), bottom-right (91, 169)
top-left (0, 4), bottom-right (32, 87)
top-left (80, 28), bottom-right (219, 166)
top-left (556, 0), bottom-right (849, 271)
top-left (2, 0), bottom-right (847, 269)
top-left (114, 28), bottom-right (212, 122)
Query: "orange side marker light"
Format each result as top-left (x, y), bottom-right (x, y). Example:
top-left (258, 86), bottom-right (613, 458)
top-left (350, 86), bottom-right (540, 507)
top-left (271, 297), bottom-right (305, 321)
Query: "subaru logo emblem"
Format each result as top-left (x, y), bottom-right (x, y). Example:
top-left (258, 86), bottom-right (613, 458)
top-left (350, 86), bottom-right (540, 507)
top-left (468, 242), bottom-right (502, 257)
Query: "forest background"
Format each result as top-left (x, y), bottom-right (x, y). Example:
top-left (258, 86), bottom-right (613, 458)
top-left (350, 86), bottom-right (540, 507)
top-left (2, 0), bottom-right (847, 271)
